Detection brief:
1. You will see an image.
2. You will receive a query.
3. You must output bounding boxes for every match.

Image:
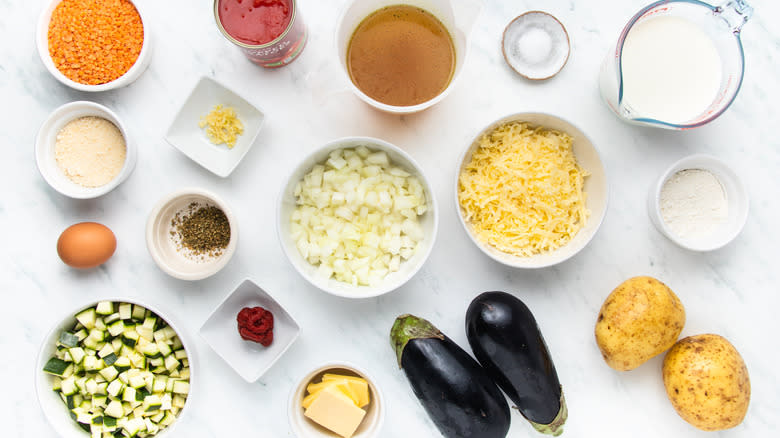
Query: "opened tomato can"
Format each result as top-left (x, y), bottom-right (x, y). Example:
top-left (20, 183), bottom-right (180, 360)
top-left (214, 0), bottom-right (307, 68)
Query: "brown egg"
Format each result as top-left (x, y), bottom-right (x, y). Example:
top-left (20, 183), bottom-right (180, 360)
top-left (57, 222), bottom-right (117, 269)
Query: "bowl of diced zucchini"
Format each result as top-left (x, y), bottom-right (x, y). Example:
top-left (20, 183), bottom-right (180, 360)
top-left (36, 299), bottom-right (195, 438)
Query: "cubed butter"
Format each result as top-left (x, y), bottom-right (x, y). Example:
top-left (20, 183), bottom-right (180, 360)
top-left (322, 374), bottom-right (370, 408)
top-left (304, 386), bottom-right (366, 438)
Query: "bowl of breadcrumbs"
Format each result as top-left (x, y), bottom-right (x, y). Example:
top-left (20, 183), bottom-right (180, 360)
top-left (36, 0), bottom-right (152, 92)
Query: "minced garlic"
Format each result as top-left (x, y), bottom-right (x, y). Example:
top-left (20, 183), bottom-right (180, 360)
top-left (199, 104), bottom-right (244, 149)
top-left (458, 121), bottom-right (590, 257)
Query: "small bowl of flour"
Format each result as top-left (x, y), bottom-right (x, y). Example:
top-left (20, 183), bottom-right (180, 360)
top-left (35, 101), bottom-right (136, 199)
top-left (648, 154), bottom-right (748, 251)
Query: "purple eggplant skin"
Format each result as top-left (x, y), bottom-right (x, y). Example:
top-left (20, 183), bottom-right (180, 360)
top-left (391, 314), bottom-right (510, 438)
top-left (466, 292), bottom-right (567, 436)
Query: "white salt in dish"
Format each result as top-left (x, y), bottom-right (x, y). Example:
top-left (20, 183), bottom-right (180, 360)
top-left (648, 154), bottom-right (748, 251)
top-left (502, 11), bottom-right (570, 80)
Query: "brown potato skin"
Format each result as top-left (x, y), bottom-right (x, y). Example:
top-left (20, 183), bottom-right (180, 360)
top-left (595, 276), bottom-right (685, 371)
top-left (662, 334), bottom-right (750, 431)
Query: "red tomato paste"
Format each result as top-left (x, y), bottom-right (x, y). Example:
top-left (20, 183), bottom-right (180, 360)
top-left (218, 0), bottom-right (292, 45)
top-left (237, 306), bottom-right (274, 346)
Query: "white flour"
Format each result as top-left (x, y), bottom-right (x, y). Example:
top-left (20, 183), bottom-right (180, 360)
top-left (660, 169), bottom-right (728, 240)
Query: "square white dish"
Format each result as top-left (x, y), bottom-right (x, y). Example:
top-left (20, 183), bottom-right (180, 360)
top-left (165, 76), bottom-right (264, 177)
top-left (200, 278), bottom-right (300, 382)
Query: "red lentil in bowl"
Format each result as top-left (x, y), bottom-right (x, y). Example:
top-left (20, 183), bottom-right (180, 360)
top-left (37, 0), bottom-right (152, 91)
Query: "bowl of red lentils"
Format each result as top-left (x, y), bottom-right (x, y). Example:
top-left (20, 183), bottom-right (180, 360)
top-left (36, 0), bottom-right (151, 92)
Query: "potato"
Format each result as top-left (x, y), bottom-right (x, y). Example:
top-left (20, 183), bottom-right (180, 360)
top-left (595, 276), bottom-right (685, 371)
top-left (663, 334), bottom-right (750, 431)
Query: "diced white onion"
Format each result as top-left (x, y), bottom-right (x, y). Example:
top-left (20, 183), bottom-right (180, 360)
top-left (291, 147), bottom-right (427, 286)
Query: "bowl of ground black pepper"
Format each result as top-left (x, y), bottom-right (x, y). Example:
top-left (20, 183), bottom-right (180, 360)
top-left (146, 188), bottom-right (238, 280)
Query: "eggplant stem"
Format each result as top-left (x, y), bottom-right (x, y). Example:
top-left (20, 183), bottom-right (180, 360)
top-left (525, 387), bottom-right (567, 436)
top-left (390, 314), bottom-right (444, 368)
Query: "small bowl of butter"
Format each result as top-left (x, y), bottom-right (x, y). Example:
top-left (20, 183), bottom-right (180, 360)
top-left (35, 101), bottom-right (136, 199)
top-left (289, 362), bottom-right (385, 438)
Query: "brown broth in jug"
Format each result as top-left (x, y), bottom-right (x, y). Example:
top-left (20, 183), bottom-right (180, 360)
top-left (347, 5), bottom-right (456, 107)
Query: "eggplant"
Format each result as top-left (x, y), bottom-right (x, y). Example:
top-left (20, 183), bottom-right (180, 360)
top-left (391, 314), bottom-right (510, 438)
top-left (466, 292), bottom-right (567, 436)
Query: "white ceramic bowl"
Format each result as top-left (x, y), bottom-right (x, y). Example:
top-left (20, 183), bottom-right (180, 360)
top-left (288, 362), bottom-right (385, 438)
top-left (648, 154), bottom-right (748, 251)
top-left (146, 188), bottom-right (238, 281)
top-left (36, 297), bottom-right (196, 438)
top-left (334, 0), bottom-right (481, 114)
top-left (277, 137), bottom-right (438, 298)
top-left (165, 76), bottom-right (266, 178)
top-left (36, 0), bottom-right (152, 92)
top-left (455, 112), bottom-right (609, 268)
top-left (200, 278), bottom-right (300, 382)
top-left (35, 101), bottom-right (137, 199)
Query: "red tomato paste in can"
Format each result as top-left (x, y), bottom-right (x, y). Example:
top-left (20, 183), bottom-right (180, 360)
top-left (215, 0), bottom-right (307, 68)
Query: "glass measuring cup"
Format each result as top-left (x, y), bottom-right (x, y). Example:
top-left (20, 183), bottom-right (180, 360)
top-left (599, 0), bottom-right (753, 130)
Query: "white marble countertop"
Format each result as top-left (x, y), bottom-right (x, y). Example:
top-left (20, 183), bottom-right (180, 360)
top-left (3, 0), bottom-right (779, 436)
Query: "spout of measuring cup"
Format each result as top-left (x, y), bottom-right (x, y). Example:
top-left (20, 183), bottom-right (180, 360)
top-left (715, 0), bottom-right (753, 33)
top-left (452, 0), bottom-right (483, 36)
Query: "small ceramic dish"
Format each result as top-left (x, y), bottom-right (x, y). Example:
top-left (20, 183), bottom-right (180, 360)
top-left (35, 101), bottom-right (137, 199)
top-left (199, 278), bottom-right (300, 382)
top-left (455, 112), bottom-right (609, 268)
top-left (36, 297), bottom-right (196, 438)
top-left (502, 11), bottom-right (570, 80)
top-left (165, 76), bottom-right (265, 177)
top-left (277, 136), bottom-right (438, 299)
top-left (36, 0), bottom-right (152, 92)
top-left (146, 188), bottom-right (238, 280)
top-left (289, 362), bottom-right (385, 438)
top-left (648, 154), bottom-right (748, 251)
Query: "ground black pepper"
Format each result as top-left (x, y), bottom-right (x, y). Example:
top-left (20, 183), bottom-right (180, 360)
top-left (170, 203), bottom-right (230, 258)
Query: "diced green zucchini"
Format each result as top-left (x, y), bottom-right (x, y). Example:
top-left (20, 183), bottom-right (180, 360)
top-left (85, 379), bottom-right (99, 394)
top-left (156, 342), bottom-right (172, 357)
top-left (122, 387), bottom-right (136, 403)
top-left (171, 381), bottom-right (189, 395)
top-left (149, 357), bottom-right (164, 367)
top-left (113, 356), bottom-right (131, 372)
top-left (118, 303), bottom-right (132, 320)
top-left (59, 331), bottom-right (80, 348)
top-left (107, 320), bottom-right (125, 337)
top-left (92, 395), bottom-right (107, 409)
top-left (43, 358), bottom-right (70, 376)
top-left (104, 400), bottom-right (124, 419)
top-left (69, 347), bottom-right (86, 364)
top-left (103, 353), bottom-right (118, 366)
top-left (96, 301), bottom-right (114, 315)
top-left (94, 317), bottom-right (106, 331)
top-left (131, 305), bottom-right (146, 320)
top-left (136, 326), bottom-right (154, 342)
top-left (74, 329), bottom-right (88, 341)
top-left (99, 366), bottom-right (119, 381)
top-left (97, 343), bottom-right (114, 358)
top-left (107, 380), bottom-right (123, 397)
top-left (122, 331), bottom-right (139, 348)
top-left (76, 308), bottom-right (97, 329)
top-left (128, 375), bottom-right (146, 389)
top-left (141, 316), bottom-right (157, 331)
top-left (103, 416), bottom-right (117, 427)
top-left (140, 343), bottom-right (160, 358)
top-left (164, 356), bottom-right (179, 372)
top-left (104, 312), bottom-right (121, 324)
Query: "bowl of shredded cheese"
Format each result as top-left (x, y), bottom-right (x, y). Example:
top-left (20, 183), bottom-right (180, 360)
top-left (456, 113), bottom-right (608, 268)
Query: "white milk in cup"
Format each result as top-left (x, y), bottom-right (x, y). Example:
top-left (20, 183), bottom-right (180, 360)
top-left (599, 0), bottom-right (753, 130)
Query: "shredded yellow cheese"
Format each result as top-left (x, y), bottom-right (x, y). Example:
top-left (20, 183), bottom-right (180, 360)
top-left (458, 121), bottom-right (590, 257)
top-left (199, 104), bottom-right (244, 148)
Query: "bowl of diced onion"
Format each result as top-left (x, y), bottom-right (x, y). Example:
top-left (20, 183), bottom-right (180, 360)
top-left (277, 137), bottom-right (438, 298)
top-left (36, 298), bottom-right (196, 438)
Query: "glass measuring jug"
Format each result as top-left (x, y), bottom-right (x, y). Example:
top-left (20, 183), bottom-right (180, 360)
top-left (599, 0), bottom-right (753, 130)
